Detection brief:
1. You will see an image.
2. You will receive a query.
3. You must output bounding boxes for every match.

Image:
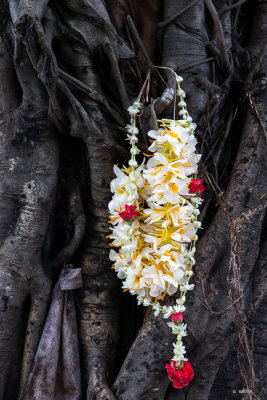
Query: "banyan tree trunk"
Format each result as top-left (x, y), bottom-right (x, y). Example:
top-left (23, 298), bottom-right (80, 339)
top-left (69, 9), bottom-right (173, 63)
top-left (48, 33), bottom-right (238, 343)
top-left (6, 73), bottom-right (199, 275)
top-left (0, 1), bottom-right (266, 399)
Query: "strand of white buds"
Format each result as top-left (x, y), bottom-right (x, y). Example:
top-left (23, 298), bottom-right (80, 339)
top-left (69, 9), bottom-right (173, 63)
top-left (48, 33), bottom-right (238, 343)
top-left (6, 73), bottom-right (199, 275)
top-left (108, 101), bottom-right (143, 269)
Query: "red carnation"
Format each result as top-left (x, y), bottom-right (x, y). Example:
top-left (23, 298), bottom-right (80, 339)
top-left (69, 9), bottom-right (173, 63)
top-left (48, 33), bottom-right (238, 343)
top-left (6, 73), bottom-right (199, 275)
top-left (189, 178), bottom-right (205, 196)
top-left (166, 361), bottom-right (194, 388)
top-left (119, 204), bottom-right (139, 223)
top-left (171, 312), bottom-right (184, 323)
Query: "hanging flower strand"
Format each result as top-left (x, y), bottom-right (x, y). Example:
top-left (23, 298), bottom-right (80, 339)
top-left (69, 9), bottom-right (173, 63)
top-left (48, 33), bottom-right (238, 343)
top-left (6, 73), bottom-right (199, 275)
top-left (108, 70), bottom-right (205, 389)
top-left (107, 72), bottom-right (151, 286)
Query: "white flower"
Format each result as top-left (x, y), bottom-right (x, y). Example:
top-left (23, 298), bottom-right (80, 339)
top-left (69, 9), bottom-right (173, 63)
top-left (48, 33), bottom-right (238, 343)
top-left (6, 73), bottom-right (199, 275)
top-left (173, 342), bottom-right (187, 356)
top-left (109, 219), bottom-right (140, 250)
top-left (180, 283), bottom-right (195, 291)
top-left (122, 263), bottom-right (143, 290)
top-left (167, 321), bottom-right (180, 334)
top-left (127, 101), bottom-right (142, 115)
top-left (194, 220), bottom-right (202, 229)
top-left (169, 204), bottom-right (194, 226)
top-left (184, 270), bottom-right (193, 277)
top-left (137, 296), bottom-right (144, 305)
top-left (139, 265), bottom-right (179, 298)
top-left (173, 303), bottom-right (186, 313)
top-left (143, 298), bottom-right (150, 306)
top-left (129, 159), bottom-right (137, 167)
top-left (172, 354), bottom-right (188, 362)
top-left (109, 249), bottom-right (119, 262)
top-left (177, 88), bottom-right (186, 97)
top-left (176, 323), bottom-right (188, 337)
top-left (163, 306), bottom-right (174, 319)
top-left (191, 196), bottom-right (204, 206)
top-left (153, 302), bottom-right (161, 316)
top-left (108, 164), bottom-right (144, 216)
top-left (126, 125), bottom-right (139, 134)
top-left (126, 134), bottom-right (138, 144)
top-left (130, 147), bottom-right (140, 156)
top-left (175, 74), bottom-right (183, 83)
top-left (148, 123), bottom-right (189, 149)
top-left (128, 107), bottom-right (138, 115)
top-left (171, 223), bottom-right (197, 243)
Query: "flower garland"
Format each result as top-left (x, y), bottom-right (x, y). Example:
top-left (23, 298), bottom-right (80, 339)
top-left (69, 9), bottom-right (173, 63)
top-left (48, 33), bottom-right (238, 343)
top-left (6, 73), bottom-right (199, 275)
top-left (108, 72), bottom-right (205, 389)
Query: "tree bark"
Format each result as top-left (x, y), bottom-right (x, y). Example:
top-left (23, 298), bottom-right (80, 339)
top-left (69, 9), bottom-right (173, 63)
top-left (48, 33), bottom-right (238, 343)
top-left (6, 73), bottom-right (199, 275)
top-left (0, 1), bottom-right (266, 399)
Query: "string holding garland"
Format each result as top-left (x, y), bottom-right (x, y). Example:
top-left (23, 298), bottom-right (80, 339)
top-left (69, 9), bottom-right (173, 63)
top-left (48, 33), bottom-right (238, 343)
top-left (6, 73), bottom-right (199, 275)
top-left (108, 69), bottom-right (205, 389)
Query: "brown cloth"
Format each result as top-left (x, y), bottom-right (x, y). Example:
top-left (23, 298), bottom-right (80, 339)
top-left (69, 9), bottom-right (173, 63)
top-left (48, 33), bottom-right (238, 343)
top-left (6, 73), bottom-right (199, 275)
top-left (23, 268), bottom-right (82, 400)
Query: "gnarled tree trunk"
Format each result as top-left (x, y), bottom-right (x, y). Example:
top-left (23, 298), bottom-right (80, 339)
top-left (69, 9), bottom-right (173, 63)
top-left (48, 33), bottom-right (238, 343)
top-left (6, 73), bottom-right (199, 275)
top-left (0, 1), bottom-right (266, 399)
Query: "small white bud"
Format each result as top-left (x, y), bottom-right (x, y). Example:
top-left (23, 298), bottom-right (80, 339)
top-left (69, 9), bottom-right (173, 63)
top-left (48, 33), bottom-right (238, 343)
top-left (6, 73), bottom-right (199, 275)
top-left (130, 148), bottom-right (137, 156)
top-left (176, 75), bottom-right (183, 83)
top-left (130, 136), bottom-right (138, 144)
top-left (177, 89), bottom-right (186, 97)
top-left (126, 125), bottom-right (139, 134)
top-left (143, 298), bottom-right (150, 306)
top-left (129, 160), bottom-right (137, 167)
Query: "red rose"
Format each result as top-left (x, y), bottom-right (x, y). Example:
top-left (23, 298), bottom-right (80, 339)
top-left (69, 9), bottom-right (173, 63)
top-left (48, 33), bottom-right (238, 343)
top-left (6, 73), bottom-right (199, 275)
top-left (171, 312), bottom-right (184, 323)
top-left (166, 361), bottom-right (194, 388)
top-left (119, 204), bottom-right (139, 223)
top-left (189, 179), bottom-right (205, 196)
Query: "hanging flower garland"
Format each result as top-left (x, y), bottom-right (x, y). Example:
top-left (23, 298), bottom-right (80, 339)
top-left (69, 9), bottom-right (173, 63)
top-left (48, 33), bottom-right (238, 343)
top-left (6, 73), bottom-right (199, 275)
top-left (108, 71), bottom-right (205, 389)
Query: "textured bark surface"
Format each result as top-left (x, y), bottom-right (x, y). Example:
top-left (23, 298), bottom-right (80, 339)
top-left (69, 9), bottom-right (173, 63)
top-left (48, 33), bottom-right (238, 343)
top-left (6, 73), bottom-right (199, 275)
top-left (0, 1), bottom-right (266, 399)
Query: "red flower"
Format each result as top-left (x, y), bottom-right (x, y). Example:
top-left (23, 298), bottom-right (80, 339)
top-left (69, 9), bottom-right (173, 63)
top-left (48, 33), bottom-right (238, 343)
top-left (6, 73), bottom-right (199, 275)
top-left (189, 179), bottom-right (205, 196)
top-left (119, 204), bottom-right (139, 223)
top-left (166, 361), bottom-right (194, 388)
top-left (171, 312), bottom-right (184, 323)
